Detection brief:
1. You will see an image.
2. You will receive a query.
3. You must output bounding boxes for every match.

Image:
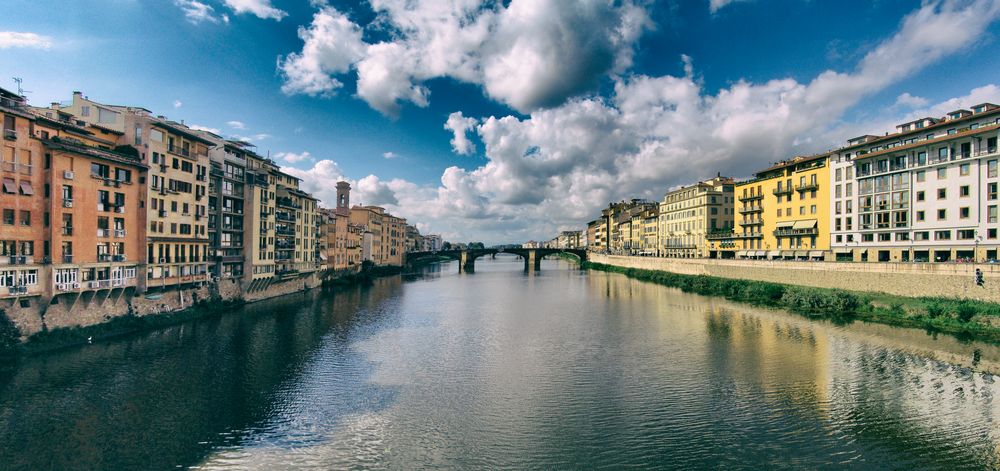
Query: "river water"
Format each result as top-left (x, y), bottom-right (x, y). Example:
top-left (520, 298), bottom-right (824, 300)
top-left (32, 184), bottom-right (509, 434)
top-left (1, 256), bottom-right (999, 469)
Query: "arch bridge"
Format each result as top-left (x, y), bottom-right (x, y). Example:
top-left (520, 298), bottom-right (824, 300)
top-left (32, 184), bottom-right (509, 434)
top-left (405, 248), bottom-right (587, 273)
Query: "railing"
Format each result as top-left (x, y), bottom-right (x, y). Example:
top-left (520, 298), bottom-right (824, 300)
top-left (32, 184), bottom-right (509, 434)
top-left (114, 229), bottom-right (126, 237)
top-left (97, 229), bottom-right (109, 237)
top-left (62, 226), bottom-right (73, 236)
top-left (168, 145), bottom-right (190, 157)
top-left (62, 255), bottom-right (73, 263)
top-left (740, 194), bottom-right (764, 202)
top-left (739, 206), bottom-right (762, 214)
top-left (7, 285), bottom-right (28, 295)
top-left (774, 228), bottom-right (819, 237)
top-left (795, 183), bottom-right (819, 192)
top-left (112, 254), bottom-right (126, 262)
top-left (705, 231), bottom-right (735, 240)
top-left (98, 254), bottom-right (112, 262)
top-left (772, 187), bottom-right (793, 195)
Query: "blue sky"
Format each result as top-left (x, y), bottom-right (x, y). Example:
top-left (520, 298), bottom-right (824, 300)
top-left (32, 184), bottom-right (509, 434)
top-left (4, 0), bottom-right (1000, 243)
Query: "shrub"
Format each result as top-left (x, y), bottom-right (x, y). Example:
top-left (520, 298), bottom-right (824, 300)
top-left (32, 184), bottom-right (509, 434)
top-left (781, 286), bottom-right (861, 316)
top-left (924, 301), bottom-right (947, 318)
top-left (956, 302), bottom-right (978, 323)
top-left (0, 310), bottom-right (21, 357)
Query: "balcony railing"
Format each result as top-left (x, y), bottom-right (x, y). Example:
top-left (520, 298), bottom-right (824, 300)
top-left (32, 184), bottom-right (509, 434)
top-left (7, 285), bottom-right (28, 295)
top-left (740, 193), bottom-right (764, 202)
top-left (772, 187), bottom-right (793, 195)
top-left (62, 255), bottom-right (73, 263)
top-left (795, 183), bottom-right (820, 192)
top-left (774, 228), bottom-right (819, 237)
top-left (167, 145), bottom-right (190, 157)
top-left (97, 229), bottom-right (109, 237)
top-left (114, 229), bottom-right (126, 238)
top-left (62, 226), bottom-right (73, 236)
top-left (739, 206), bottom-right (762, 214)
top-left (705, 231), bottom-right (735, 240)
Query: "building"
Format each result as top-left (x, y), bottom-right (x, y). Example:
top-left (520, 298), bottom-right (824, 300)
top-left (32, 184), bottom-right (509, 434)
top-left (243, 147), bottom-right (279, 281)
top-left (404, 224), bottom-right (423, 253)
top-left (422, 234), bottom-right (442, 252)
top-left (658, 176), bottom-right (734, 258)
top-left (557, 230), bottom-right (581, 249)
top-left (832, 103), bottom-right (1000, 262)
top-left (274, 171), bottom-right (319, 275)
top-left (602, 199), bottom-right (656, 254)
top-left (320, 181), bottom-right (363, 271)
top-left (57, 91), bottom-right (213, 292)
top-left (204, 137), bottom-right (250, 281)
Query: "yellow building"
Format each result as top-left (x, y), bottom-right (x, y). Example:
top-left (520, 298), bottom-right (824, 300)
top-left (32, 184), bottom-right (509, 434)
top-left (658, 176), bottom-right (734, 258)
top-left (726, 154), bottom-right (831, 260)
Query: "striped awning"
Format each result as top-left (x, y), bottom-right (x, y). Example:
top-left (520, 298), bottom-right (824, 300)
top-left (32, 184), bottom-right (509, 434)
top-left (794, 250), bottom-right (809, 257)
top-left (809, 250), bottom-right (825, 257)
top-left (767, 250), bottom-right (781, 258)
top-left (775, 221), bottom-right (795, 229)
top-left (834, 248), bottom-right (852, 254)
top-left (736, 250), bottom-right (748, 257)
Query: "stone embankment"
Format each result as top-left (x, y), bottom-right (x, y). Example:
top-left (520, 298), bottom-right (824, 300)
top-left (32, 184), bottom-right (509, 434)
top-left (589, 254), bottom-right (1000, 302)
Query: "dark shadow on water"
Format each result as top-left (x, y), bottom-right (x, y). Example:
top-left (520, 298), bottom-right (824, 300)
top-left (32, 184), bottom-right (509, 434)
top-left (0, 278), bottom-right (407, 470)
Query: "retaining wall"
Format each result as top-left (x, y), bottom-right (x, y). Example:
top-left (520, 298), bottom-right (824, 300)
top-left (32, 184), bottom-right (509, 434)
top-left (590, 254), bottom-right (1000, 302)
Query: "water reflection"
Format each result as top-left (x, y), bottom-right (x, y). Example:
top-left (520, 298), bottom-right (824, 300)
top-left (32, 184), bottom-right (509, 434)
top-left (0, 258), bottom-right (998, 469)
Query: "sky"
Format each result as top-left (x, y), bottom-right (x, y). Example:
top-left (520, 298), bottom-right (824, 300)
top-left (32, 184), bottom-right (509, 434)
top-left (4, 0), bottom-right (1000, 244)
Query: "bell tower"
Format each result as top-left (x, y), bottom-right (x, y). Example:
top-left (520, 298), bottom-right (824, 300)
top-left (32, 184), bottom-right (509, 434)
top-left (335, 181), bottom-right (351, 216)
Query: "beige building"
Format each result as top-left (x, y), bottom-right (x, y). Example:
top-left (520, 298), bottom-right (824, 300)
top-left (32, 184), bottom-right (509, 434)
top-left (658, 176), bottom-right (735, 258)
top-left (243, 149), bottom-right (279, 281)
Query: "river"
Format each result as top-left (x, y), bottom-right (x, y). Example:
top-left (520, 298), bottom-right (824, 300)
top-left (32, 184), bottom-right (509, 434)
top-left (1, 256), bottom-right (999, 469)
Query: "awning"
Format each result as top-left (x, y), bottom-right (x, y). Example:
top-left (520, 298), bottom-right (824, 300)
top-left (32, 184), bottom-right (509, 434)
top-left (736, 250), bottom-right (748, 257)
top-left (809, 250), bottom-right (825, 258)
top-left (834, 248), bottom-right (852, 254)
top-left (768, 250), bottom-right (781, 258)
top-left (1, 178), bottom-right (14, 194)
top-left (793, 219), bottom-right (817, 230)
top-left (775, 221), bottom-right (794, 229)
top-left (794, 250), bottom-right (809, 257)
top-left (19, 181), bottom-right (32, 196)
top-left (756, 251), bottom-right (768, 257)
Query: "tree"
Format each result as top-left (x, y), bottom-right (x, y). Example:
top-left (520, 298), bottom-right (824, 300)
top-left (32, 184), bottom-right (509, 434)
top-left (441, 242), bottom-right (452, 251)
top-left (468, 242), bottom-right (485, 249)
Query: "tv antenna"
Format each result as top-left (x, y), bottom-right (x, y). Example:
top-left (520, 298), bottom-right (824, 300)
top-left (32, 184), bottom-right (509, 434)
top-left (11, 77), bottom-right (31, 97)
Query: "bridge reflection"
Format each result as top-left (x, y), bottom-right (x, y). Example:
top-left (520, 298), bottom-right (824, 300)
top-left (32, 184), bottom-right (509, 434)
top-left (405, 248), bottom-right (587, 273)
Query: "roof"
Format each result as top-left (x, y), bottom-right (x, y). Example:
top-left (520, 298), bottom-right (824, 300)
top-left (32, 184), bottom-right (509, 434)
top-left (853, 121), bottom-right (1000, 162)
top-left (756, 153), bottom-right (829, 174)
top-left (151, 120), bottom-right (215, 145)
top-left (42, 138), bottom-right (148, 169)
top-left (841, 105), bottom-right (1000, 151)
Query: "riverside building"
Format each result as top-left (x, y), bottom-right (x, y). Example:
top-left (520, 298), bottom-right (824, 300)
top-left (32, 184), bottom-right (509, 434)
top-left (658, 176), bottom-right (734, 258)
top-left (832, 103), bottom-right (1000, 263)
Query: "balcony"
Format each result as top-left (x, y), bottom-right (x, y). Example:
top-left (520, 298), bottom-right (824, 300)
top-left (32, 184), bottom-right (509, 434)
top-left (275, 212), bottom-right (296, 223)
top-left (113, 254), bottom-right (126, 262)
top-left (62, 226), bottom-right (73, 236)
top-left (740, 194), bottom-right (764, 202)
top-left (774, 228), bottom-right (819, 237)
top-left (738, 206), bottom-right (762, 214)
top-left (6, 285), bottom-right (28, 295)
top-left (56, 282), bottom-right (80, 292)
top-left (772, 187), bottom-right (793, 196)
top-left (98, 254), bottom-right (112, 262)
top-left (3, 255), bottom-right (33, 265)
top-left (795, 183), bottom-right (820, 192)
top-left (167, 145), bottom-right (191, 158)
top-left (114, 229), bottom-right (126, 238)
top-left (276, 197), bottom-right (301, 210)
top-left (62, 255), bottom-right (74, 263)
top-left (97, 229), bottom-right (109, 238)
top-left (705, 231), bottom-right (735, 240)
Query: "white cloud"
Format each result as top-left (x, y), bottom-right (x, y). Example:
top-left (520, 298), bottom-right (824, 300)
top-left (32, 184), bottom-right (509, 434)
top-left (189, 124), bottom-right (220, 134)
top-left (173, 100), bottom-right (183, 109)
top-left (288, 0), bottom-right (1000, 243)
top-left (0, 31), bottom-right (52, 50)
top-left (709, 0), bottom-right (751, 13)
top-left (224, 0), bottom-right (287, 21)
top-left (279, 7), bottom-right (367, 97)
top-left (234, 133), bottom-right (272, 141)
top-left (280, 0), bottom-right (651, 116)
top-left (894, 92), bottom-right (929, 109)
top-left (383, 151), bottom-right (398, 159)
top-left (175, 0), bottom-right (222, 24)
top-left (444, 111), bottom-right (478, 155)
top-left (275, 151), bottom-right (313, 163)
top-left (227, 120), bottom-right (246, 130)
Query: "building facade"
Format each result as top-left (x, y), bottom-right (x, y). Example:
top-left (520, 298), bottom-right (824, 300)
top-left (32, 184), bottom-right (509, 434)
top-left (658, 176), bottom-right (734, 258)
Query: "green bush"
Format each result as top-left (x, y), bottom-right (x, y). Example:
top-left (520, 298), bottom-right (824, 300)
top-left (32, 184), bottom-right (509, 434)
top-left (956, 302), bottom-right (978, 323)
top-left (925, 301), bottom-right (947, 318)
top-left (780, 286), bottom-right (861, 316)
top-left (0, 310), bottom-right (21, 357)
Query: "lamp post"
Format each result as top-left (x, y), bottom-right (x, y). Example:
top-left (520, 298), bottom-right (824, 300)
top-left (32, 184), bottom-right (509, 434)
top-left (975, 231), bottom-right (982, 263)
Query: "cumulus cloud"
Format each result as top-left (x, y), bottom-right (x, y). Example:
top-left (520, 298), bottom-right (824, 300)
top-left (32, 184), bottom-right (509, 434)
top-left (175, 0), bottom-right (222, 24)
top-left (383, 151), bottom-right (398, 159)
top-left (288, 0), bottom-right (1000, 243)
top-left (173, 100), bottom-right (183, 109)
top-left (0, 31), bottom-right (52, 49)
top-left (709, 0), bottom-right (751, 13)
top-left (227, 120), bottom-right (246, 129)
top-left (275, 151), bottom-right (313, 163)
top-left (224, 0), bottom-right (287, 20)
top-left (894, 92), bottom-right (930, 109)
top-left (279, 7), bottom-right (367, 97)
top-left (444, 112), bottom-right (478, 155)
top-left (280, 0), bottom-right (651, 116)
top-left (189, 124), bottom-right (220, 134)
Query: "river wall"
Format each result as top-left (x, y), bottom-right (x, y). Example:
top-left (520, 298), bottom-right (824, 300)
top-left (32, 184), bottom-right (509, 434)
top-left (589, 254), bottom-right (1000, 302)
top-left (3, 268), bottom-right (358, 340)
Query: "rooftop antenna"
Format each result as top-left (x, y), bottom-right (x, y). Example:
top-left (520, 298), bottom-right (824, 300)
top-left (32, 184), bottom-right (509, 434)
top-left (11, 77), bottom-right (31, 98)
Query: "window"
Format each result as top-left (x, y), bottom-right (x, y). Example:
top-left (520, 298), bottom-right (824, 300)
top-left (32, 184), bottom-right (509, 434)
top-left (991, 183), bottom-right (999, 200)
top-left (957, 229), bottom-right (975, 240)
top-left (938, 188), bottom-right (947, 199)
top-left (916, 191), bottom-right (925, 201)
top-left (991, 160), bottom-right (998, 178)
top-left (2, 209), bottom-right (12, 224)
top-left (896, 232), bottom-right (909, 241)
top-left (917, 152), bottom-right (927, 166)
top-left (939, 147), bottom-right (949, 160)
top-left (799, 206), bottom-right (805, 215)
top-left (19, 210), bottom-right (29, 226)
top-left (914, 231), bottom-right (929, 241)
top-left (150, 129), bottom-right (163, 142)
top-left (810, 205), bottom-right (816, 214)
top-left (916, 211), bottom-right (925, 221)
top-left (937, 167), bottom-right (947, 179)
top-left (960, 185), bottom-right (970, 197)
top-left (960, 207), bottom-right (970, 218)
top-left (91, 162), bottom-right (110, 179)
top-left (935, 230), bottom-right (951, 240)
top-left (960, 163), bottom-right (971, 176)
top-left (991, 205), bottom-right (998, 224)
top-left (938, 209), bottom-right (947, 220)
top-left (916, 170), bottom-right (925, 182)
top-left (115, 168), bottom-right (132, 183)
top-left (835, 168), bottom-right (842, 181)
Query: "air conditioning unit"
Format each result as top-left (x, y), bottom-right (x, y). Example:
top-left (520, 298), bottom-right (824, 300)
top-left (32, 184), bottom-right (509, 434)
top-left (158, 209), bottom-right (166, 217)
top-left (72, 282), bottom-right (80, 289)
top-left (63, 170), bottom-right (74, 180)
